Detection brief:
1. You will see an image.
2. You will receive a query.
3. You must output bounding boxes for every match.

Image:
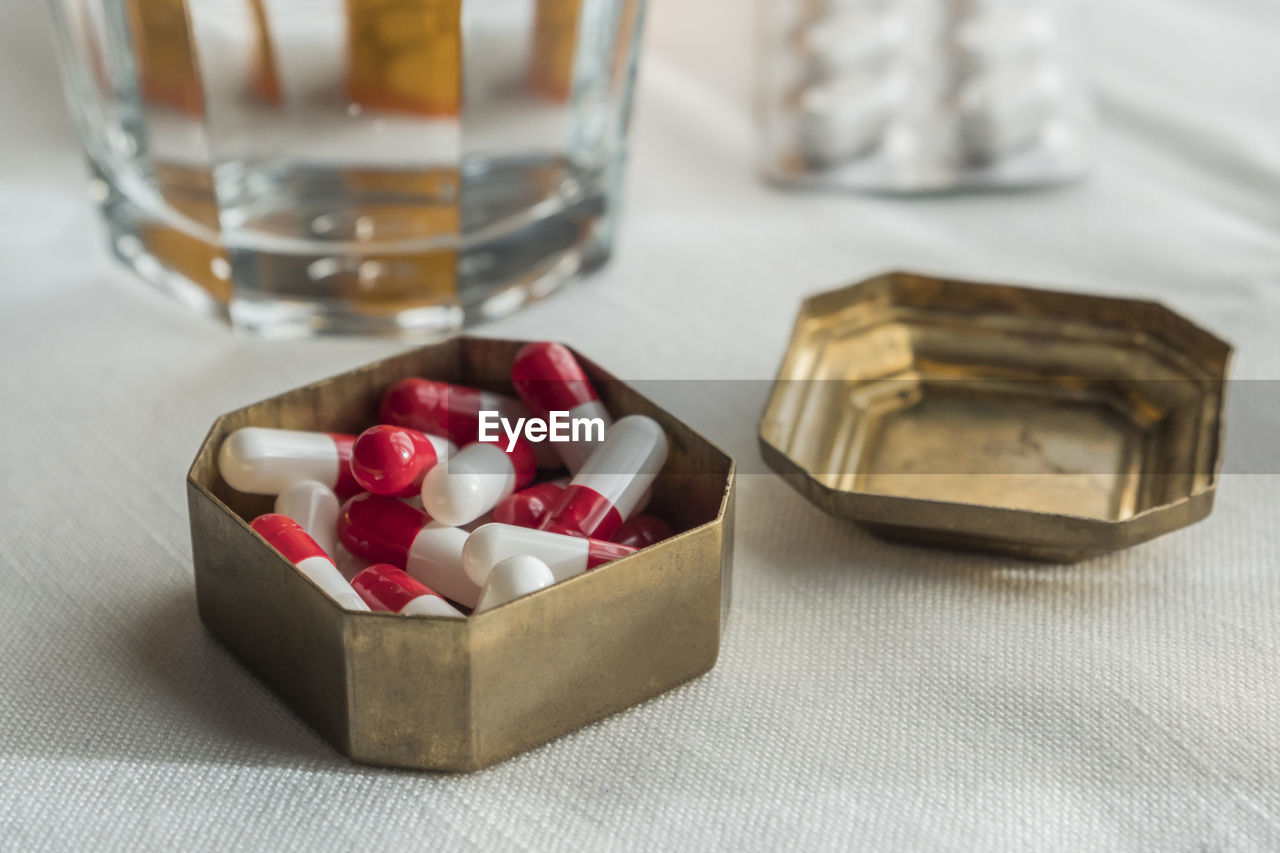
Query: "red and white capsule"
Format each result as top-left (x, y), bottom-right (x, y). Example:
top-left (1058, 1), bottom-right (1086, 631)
top-left (350, 564), bottom-right (464, 618)
top-left (250, 513), bottom-right (369, 611)
top-left (492, 480), bottom-right (566, 529)
top-left (350, 425), bottom-right (455, 497)
top-left (420, 438), bottom-right (536, 527)
top-left (380, 378), bottom-right (559, 469)
top-left (540, 415), bottom-right (669, 541)
top-left (462, 523), bottom-right (636, 586)
top-left (474, 555), bottom-right (557, 612)
top-left (337, 493), bottom-right (479, 607)
top-left (611, 515), bottom-right (674, 549)
top-left (219, 427), bottom-right (361, 498)
top-left (511, 342), bottom-right (613, 473)
top-left (273, 479), bottom-right (340, 557)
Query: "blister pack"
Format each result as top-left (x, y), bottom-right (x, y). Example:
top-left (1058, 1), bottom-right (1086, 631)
top-left (758, 0), bottom-right (1095, 192)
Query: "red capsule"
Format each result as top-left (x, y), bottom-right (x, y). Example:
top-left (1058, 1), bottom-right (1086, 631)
top-left (381, 377), bottom-right (562, 470)
top-left (492, 481), bottom-right (566, 529)
top-left (511, 341), bottom-right (602, 414)
top-left (338, 492), bottom-right (429, 566)
top-left (510, 342), bottom-right (613, 474)
top-left (350, 564), bottom-right (463, 617)
top-left (337, 493), bottom-right (479, 607)
top-left (250, 513), bottom-right (329, 564)
top-left (611, 515), bottom-right (674, 549)
top-left (250, 514), bottom-right (369, 611)
top-left (351, 425), bottom-right (456, 497)
top-left (380, 379), bottom-right (516, 444)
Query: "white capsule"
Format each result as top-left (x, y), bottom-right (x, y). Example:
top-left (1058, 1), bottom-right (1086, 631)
top-left (406, 523), bottom-right (478, 609)
top-left (955, 8), bottom-right (1057, 72)
top-left (541, 414), bottom-right (669, 540)
top-left (274, 480), bottom-right (340, 558)
top-left (799, 9), bottom-right (906, 79)
top-left (295, 556), bottom-right (370, 612)
top-left (401, 594), bottom-right (466, 618)
top-left (475, 555), bottom-right (557, 612)
top-left (218, 427), bottom-right (356, 496)
top-left (420, 442), bottom-right (533, 526)
top-left (568, 416), bottom-right (667, 522)
top-left (958, 63), bottom-right (1066, 161)
top-left (796, 71), bottom-right (905, 165)
top-left (464, 524), bottom-right (588, 586)
top-left (462, 523), bottom-right (635, 586)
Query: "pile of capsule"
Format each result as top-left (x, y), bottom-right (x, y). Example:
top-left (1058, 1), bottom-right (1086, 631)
top-left (217, 342), bottom-right (674, 618)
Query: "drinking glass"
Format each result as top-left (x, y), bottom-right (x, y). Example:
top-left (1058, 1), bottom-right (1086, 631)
top-left (48, 0), bottom-right (646, 336)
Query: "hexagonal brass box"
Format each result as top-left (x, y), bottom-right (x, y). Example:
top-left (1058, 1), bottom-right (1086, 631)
top-left (187, 337), bottom-right (735, 771)
top-left (760, 272), bottom-right (1231, 561)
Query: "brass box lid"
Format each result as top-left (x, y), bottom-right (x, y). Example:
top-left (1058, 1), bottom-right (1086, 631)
top-left (760, 272), bottom-right (1231, 562)
top-left (187, 337), bottom-right (735, 771)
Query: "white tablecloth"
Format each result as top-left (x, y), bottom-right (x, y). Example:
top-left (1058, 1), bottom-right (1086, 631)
top-left (4, 0), bottom-right (1280, 849)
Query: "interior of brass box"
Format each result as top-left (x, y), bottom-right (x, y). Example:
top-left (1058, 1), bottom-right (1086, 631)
top-left (761, 272), bottom-right (1230, 559)
top-left (187, 337), bottom-right (735, 771)
top-left (194, 339), bottom-right (728, 538)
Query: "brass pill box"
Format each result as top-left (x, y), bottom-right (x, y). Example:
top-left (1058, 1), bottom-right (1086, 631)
top-left (187, 337), bottom-right (735, 771)
top-left (760, 272), bottom-right (1231, 561)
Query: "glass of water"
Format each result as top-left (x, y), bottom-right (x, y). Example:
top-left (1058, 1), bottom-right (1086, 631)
top-left (48, 0), bottom-right (646, 337)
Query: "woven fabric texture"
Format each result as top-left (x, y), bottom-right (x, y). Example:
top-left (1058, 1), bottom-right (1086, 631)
top-left (2, 0), bottom-right (1279, 849)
